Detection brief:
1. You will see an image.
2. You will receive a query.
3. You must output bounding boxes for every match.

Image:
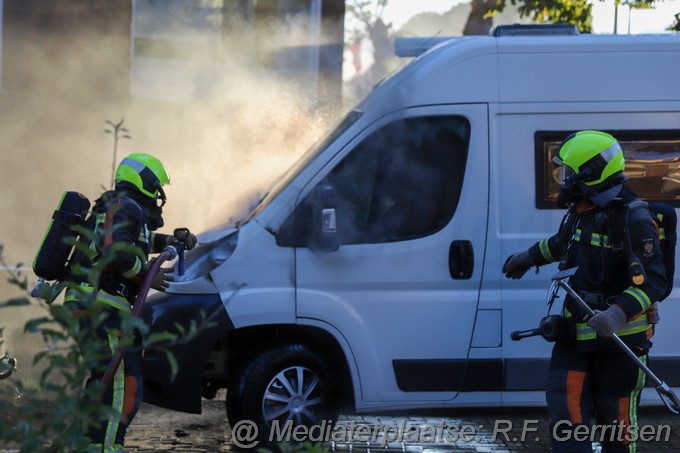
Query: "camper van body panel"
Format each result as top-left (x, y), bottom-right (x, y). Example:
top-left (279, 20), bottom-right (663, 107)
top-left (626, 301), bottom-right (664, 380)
top-left (210, 220), bottom-right (296, 327)
top-left (493, 103), bottom-right (680, 405)
top-left (497, 35), bottom-right (680, 103)
top-left (354, 38), bottom-right (500, 113)
top-left (295, 104), bottom-right (489, 403)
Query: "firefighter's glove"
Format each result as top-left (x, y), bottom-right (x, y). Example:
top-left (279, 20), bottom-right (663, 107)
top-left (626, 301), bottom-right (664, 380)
top-left (173, 228), bottom-right (198, 250)
top-left (150, 267), bottom-right (174, 292)
top-left (502, 250), bottom-right (534, 280)
top-left (586, 305), bottom-right (627, 338)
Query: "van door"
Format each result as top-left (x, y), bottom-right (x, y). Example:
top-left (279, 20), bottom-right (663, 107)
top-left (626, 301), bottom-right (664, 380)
top-left (295, 105), bottom-right (489, 403)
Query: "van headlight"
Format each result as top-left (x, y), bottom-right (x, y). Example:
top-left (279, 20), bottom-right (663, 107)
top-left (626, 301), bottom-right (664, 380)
top-left (177, 229), bottom-right (239, 280)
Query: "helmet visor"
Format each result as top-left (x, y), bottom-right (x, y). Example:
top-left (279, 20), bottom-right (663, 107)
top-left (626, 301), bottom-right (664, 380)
top-left (156, 184), bottom-right (167, 208)
top-left (553, 155), bottom-right (575, 186)
top-left (561, 165), bottom-right (575, 185)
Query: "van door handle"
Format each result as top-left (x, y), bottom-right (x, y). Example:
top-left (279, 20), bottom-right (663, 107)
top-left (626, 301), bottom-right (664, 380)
top-left (449, 240), bottom-right (474, 280)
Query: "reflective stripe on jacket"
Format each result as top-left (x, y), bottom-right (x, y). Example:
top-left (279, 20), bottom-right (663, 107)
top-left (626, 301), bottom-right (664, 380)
top-left (65, 283), bottom-right (131, 313)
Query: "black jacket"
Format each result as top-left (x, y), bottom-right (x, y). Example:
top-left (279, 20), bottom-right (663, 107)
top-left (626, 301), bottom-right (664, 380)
top-left (71, 188), bottom-right (171, 300)
top-left (528, 187), bottom-right (667, 349)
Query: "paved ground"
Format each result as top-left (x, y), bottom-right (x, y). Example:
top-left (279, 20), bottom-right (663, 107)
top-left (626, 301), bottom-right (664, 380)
top-left (124, 396), bottom-right (680, 453)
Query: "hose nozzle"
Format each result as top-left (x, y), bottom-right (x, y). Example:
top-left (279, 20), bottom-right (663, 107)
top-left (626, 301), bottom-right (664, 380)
top-left (162, 244), bottom-right (179, 260)
top-left (162, 242), bottom-right (185, 276)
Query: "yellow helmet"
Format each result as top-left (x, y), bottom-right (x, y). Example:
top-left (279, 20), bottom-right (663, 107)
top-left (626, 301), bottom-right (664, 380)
top-left (115, 153), bottom-right (170, 201)
top-left (554, 130), bottom-right (625, 189)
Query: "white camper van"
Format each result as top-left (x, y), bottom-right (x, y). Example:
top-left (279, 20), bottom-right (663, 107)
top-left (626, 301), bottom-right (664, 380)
top-left (140, 27), bottom-right (680, 437)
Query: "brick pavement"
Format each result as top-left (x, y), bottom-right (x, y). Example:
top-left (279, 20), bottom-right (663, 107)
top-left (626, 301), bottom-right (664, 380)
top-left (125, 396), bottom-right (680, 453)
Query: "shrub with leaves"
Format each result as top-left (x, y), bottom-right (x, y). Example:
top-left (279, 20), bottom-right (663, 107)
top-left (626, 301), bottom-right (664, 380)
top-left (0, 241), bottom-right (214, 452)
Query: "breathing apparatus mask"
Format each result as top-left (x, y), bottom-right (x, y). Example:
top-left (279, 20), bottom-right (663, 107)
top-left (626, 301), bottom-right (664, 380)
top-left (131, 161), bottom-right (167, 230)
top-left (555, 161), bottom-right (625, 208)
top-left (114, 181), bottom-right (166, 230)
top-left (555, 161), bottom-right (585, 207)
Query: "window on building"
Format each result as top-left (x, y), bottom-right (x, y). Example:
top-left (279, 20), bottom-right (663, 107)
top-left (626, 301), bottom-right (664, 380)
top-left (536, 131), bottom-right (680, 208)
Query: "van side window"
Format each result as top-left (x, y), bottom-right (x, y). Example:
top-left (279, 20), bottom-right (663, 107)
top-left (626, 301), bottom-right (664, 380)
top-left (326, 116), bottom-right (469, 245)
top-left (536, 131), bottom-right (680, 208)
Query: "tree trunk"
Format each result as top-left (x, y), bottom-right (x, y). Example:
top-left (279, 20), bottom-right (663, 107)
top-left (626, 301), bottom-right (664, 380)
top-left (463, 0), bottom-right (495, 35)
top-left (368, 18), bottom-right (392, 73)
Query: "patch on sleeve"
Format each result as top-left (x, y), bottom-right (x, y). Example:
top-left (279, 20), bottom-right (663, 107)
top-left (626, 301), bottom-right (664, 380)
top-left (642, 238), bottom-right (657, 258)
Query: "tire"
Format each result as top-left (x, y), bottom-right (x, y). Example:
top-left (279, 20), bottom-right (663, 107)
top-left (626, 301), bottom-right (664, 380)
top-left (225, 386), bottom-right (242, 429)
top-left (229, 343), bottom-right (340, 445)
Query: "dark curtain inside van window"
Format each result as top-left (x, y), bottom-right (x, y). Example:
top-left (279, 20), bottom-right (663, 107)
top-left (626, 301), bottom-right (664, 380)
top-left (328, 116), bottom-right (470, 245)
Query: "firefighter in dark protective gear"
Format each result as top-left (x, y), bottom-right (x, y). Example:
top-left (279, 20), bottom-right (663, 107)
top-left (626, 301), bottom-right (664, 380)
top-left (65, 153), bottom-right (197, 453)
top-left (503, 131), bottom-right (667, 453)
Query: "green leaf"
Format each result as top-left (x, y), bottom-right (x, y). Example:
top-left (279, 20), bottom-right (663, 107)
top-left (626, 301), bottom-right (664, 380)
top-left (165, 350), bottom-right (178, 380)
top-left (0, 298), bottom-right (30, 308)
top-left (173, 322), bottom-right (186, 336)
top-left (145, 331), bottom-right (177, 345)
top-left (6, 274), bottom-right (28, 290)
top-left (24, 317), bottom-right (52, 333)
top-left (40, 328), bottom-right (67, 341)
top-left (32, 351), bottom-right (49, 366)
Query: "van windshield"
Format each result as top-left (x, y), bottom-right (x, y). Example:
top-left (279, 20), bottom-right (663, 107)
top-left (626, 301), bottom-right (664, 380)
top-left (239, 109), bottom-right (363, 225)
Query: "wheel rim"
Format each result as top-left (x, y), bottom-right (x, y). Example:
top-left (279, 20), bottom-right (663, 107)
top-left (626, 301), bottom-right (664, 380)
top-left (262, 365), bottom-right (325, 427)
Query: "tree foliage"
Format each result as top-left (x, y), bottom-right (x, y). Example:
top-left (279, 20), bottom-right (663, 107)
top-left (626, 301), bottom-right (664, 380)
top-left (466, 0), bottom-right (674, 35)
top-left (346, 0), bottom-right (392, 69)
top-left (671, 11), bottom-right (680, 31)
top-left (346, 0), bottom-right (389, 43)
top-left (345, 0), bottom-right (678, 100)
top-left (495, 0), bottom-right (593, 32)
top-left (345, 0), bottom-right (396, 103)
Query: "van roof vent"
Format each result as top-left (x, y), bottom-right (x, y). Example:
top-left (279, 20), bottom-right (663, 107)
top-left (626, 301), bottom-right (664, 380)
top-left (492, 24), bottom-right (579, 37)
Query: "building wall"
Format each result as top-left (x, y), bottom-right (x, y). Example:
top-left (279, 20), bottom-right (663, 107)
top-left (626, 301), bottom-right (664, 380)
top-left (2, 0), bottom-right (344, 105)
top-left (3, 0), bottom-right (132, 100)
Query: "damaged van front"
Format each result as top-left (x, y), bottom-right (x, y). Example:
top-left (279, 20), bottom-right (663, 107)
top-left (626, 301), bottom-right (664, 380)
top-left (140, 228), bottom-right (237, 413)
top-left (140, 110), bottom-right (364, 415)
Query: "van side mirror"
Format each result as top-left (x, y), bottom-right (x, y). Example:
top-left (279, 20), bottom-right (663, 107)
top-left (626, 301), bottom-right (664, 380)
top-left (309, 184), bottom-right (339, 252)
top-left (275, 184), bottom-right (340, 251)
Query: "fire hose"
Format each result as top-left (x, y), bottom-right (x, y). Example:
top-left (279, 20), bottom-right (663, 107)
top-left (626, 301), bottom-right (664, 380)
top-left (101, 243), bottom-right (183, 386)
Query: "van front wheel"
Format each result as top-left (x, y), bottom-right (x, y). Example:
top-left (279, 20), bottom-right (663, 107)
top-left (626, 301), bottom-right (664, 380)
top-left (231, 344), bottom-right (338, 442)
